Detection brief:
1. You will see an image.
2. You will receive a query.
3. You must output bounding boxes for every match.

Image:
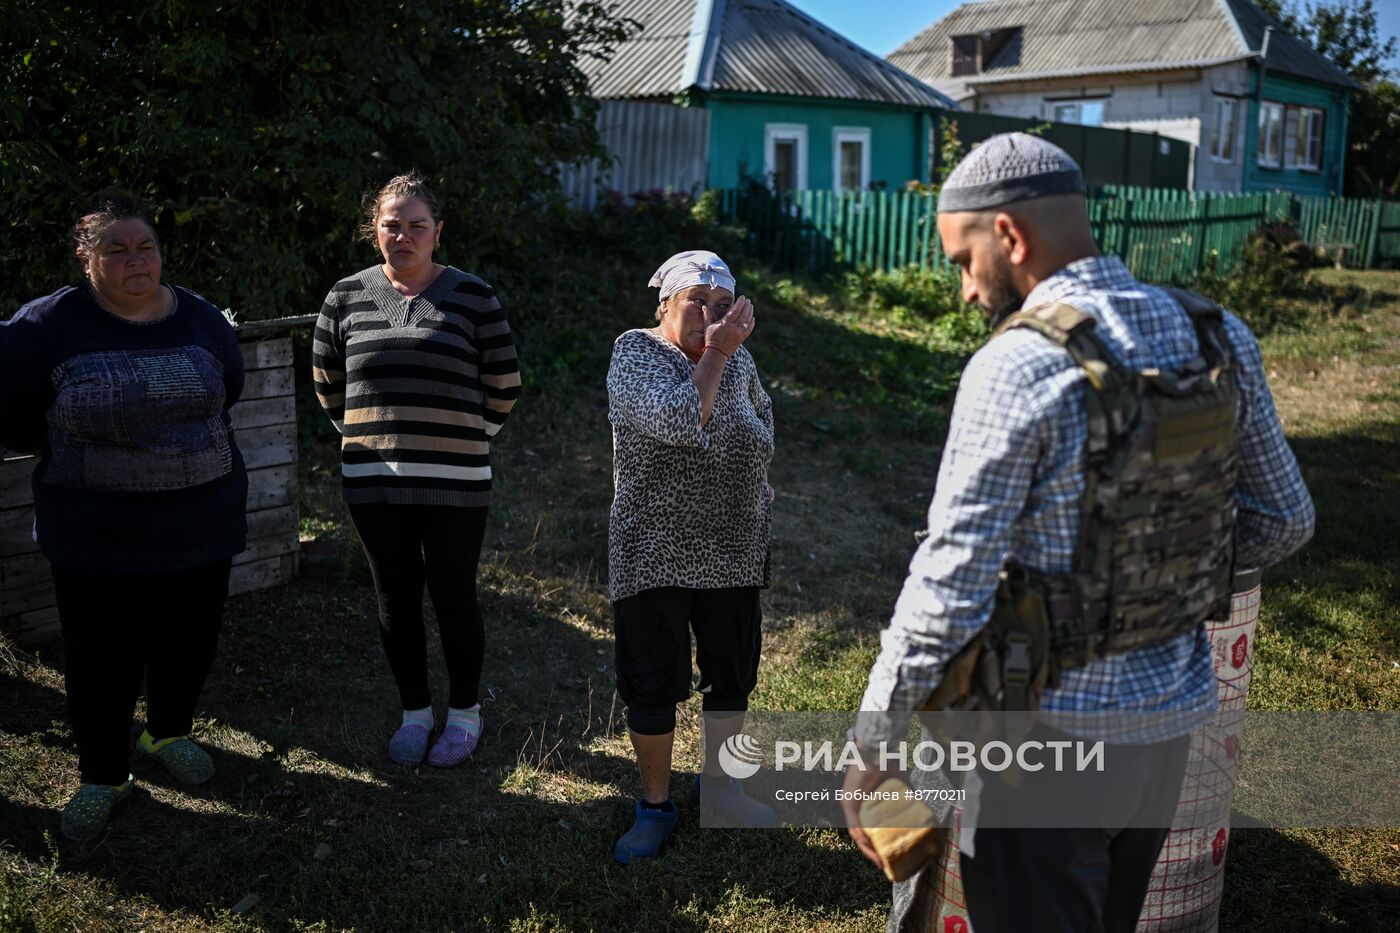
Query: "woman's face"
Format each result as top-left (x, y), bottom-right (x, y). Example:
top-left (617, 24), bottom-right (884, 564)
top-left (660, 284), bottom-right (733, 356)
top-left (375, 196), bottom-right (442, 275)
top-left (86, 218), bottom-right (162, 304)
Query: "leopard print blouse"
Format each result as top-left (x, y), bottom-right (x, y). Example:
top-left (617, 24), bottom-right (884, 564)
top-left (606, 328), bottom-right (774, 603)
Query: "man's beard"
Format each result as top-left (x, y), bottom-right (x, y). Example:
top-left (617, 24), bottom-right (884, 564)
top-left (980, 258), bottom-right (1026, 326)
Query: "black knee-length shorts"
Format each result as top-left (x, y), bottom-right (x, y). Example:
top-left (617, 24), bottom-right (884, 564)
top-left (611, 585), bottom-right (762, 735)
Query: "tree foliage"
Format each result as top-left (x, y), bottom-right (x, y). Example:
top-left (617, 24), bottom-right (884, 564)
top-left (1256, 0), bottom-right (1399, 197)
top-left (0, 1), bottom-right (634, 317)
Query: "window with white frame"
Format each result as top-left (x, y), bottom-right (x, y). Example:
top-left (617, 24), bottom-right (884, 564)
top-left (1290, 106), bottom-right (1324, 170)
top-left (1257, 101), bottom-right (1284, 167)
top-left (832, 127), bottom-right (871, 193)
top-left (764, 123), bottom-right (807, 191)
top-left (1210, 97), bottom-right (1237, 162)
top-left (1051, 99), bottom-right (1105, 126)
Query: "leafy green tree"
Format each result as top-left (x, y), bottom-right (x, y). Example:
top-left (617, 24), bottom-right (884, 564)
top-left (1256, 0), bottom-right (1399, 196)
top-left (0, 1), bottom-right (633, 316)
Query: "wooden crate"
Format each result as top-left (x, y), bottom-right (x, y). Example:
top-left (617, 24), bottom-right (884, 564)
top-left (1, 329), bottom-right (306, 646)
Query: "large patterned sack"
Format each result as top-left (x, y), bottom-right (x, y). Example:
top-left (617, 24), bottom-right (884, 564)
top-left (1135, 569), bottom-right (1262, 932)
top-left (893, 572), bottom-right (1263, 933)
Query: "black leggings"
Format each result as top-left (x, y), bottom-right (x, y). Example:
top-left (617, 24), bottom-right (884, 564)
top-left (52, 559), bottom-right (231, 786)
top-left (348, 503), bottom-right (487, 711)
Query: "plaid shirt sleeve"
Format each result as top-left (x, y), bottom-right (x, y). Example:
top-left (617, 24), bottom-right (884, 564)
top-left (1222, 313), bottom-right (1314, 569)
top-left (856, 339), bottom-right (1049, 744)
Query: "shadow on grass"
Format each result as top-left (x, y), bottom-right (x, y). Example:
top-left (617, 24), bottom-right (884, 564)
top-left (1221, 828), bottom-right (1400, 933)
top-left (1260, 420), bottom-right (1400, 653)
top-left (0, 569), bottom-right (890, 930)
top-left (0, 283), bottom-right (981, 928)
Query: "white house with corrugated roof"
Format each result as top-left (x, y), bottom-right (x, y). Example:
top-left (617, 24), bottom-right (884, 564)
top-left (888, 0), bottom-right (1358, 194)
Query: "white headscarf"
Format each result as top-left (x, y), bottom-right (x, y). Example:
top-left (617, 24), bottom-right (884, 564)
top-left (648, 250), bottom-right (736, 301)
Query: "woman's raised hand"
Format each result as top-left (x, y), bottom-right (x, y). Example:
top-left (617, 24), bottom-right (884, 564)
top-left (705, 296), bottom-right (755, 356)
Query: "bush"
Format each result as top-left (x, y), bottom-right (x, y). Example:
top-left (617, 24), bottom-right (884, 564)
top-left (1188, 225), bottom-right (1321, 333)
top-left (0, 1), bottom-right (633, 318)
top-left (836, 265), bottom-right (987, 346)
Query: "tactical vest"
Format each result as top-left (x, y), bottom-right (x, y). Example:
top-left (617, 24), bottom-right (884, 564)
top-left (990, 288), bottom-right (1241, 678)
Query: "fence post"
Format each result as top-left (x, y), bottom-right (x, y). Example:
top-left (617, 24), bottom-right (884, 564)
top-left (1366, 198), bottom-right (1388, 267)
top-left (1194, 196), bottom-right (1208, 274)
top-left (1364, 200), bottom-right (1382, 269)
top-left (1121, 196), bottom-right (1135, 272)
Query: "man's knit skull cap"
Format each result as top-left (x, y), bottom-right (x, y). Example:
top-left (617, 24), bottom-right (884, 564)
top-left (937, 132), bottom-right (1085, 214)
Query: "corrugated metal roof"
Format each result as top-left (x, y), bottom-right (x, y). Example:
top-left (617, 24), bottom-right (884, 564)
top-left (575, 0), bottom-right (695, 100)
top-left (1222, 0), bottom-right (1359, 89)
top-left (709, 1), bottom-right (954, 106)
top-left (576, 0), bottom-right (956, 107)
top-left (888, 0), bottom-right (1358, 98)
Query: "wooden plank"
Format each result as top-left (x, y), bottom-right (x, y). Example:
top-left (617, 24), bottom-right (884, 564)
top-left (19, 606), bottom-right (61, 643)
top-left (858, 191), bottom-right (868, 268)
top-left (1, 457), bottom-right (37, 510)
top-left (246, 463), bottom-right (298, 512)
top-left (242, 367), bottom-right (294, 401)
top-left (0, 583), bottom-right (54, 617)
top-left (230, 395), bottom-right (297, 431)
top-left (228, 554), bottom-right (292, 597)
top-left (239, 337), bottom-right (293, 371)
top-left (233, 314), bottom-right (317, 341)
top-left (237, 422), bottom-right (297, 470)
top-left (873, 191), bottom-right (884, 271)
top-left (233, 531), bottom-right (300, 565)
top-left (3, 605), bottom-right (62, 647)
top-left (893, 193), bottom-right (904, 269)
top-left (0, 549), bottom-right (50, 591)
top-left (0, 506), bottom-right (37, 559)
top-left (246, 505), bottom-right (298, 540)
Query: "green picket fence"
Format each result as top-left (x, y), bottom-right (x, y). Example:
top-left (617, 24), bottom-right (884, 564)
top-left (716, 187), bottom-right (942, 275)
top-left (1102, 185), bottom-right (1392, 272)
top-left (1092, 186), bottom-right (1294, 282)
top-left (1372, 200), bottom-right (1400, 266)
top-left (717, 186), bottom-right (1400, 280)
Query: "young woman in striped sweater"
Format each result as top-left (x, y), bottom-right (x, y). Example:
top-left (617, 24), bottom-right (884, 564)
top-left (313, 172), bottom-right (520, 767)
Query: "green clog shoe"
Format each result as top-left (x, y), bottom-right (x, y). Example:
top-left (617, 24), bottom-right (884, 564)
top-left (60, 778), bottom-right (133, 842)
top-left (139, 734), bottom-right (215, 785)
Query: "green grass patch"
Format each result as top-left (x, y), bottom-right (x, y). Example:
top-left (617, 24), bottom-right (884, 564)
top-left (2, 257), bottom-right (1398, 931)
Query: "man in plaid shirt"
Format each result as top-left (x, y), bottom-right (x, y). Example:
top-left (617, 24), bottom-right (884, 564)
top-left (847, 135), bottom-right (1314, 931)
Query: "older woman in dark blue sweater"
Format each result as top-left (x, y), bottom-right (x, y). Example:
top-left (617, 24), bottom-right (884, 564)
top-left (0, 195), bottom-right (247, 842)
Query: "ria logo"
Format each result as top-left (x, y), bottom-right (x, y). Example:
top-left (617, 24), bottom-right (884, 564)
top-left (718, 733), bottom-right (764, 779)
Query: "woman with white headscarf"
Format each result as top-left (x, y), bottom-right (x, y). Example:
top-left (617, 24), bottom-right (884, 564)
top-left (605, 250), bottom-right (776, 863)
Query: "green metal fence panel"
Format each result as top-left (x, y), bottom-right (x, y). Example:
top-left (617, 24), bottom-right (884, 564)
top-left (937, 111), bottom-right (1192, 191)
top-left (1377, 201), bottom-right (1400, 266)
top-left (712, 187), bottom-right (1400, 279)
top-left (1293, 194), bottom-right (1383, 268)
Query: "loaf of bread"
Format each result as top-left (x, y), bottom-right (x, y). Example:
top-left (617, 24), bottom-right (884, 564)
top-left (858, 778), bottom-right (947, 882)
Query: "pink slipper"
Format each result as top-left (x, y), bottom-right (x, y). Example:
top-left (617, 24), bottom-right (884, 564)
top-left (387, 723), bottom-right (430, 765)
top-left (427, 724), bottom-right (479, 768)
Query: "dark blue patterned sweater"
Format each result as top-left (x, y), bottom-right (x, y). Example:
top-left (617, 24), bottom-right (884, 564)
top-left (0, 285), bottom-right (247, 571)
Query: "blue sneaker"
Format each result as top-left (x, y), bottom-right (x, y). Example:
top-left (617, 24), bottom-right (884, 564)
top-left (613, 800), bottom-right (679, 864)
top-left (694, 774), bottom-right (777, 827)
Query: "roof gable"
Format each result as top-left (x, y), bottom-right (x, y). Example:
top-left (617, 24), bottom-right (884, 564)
top-left (577, 0), bottom-right (956, 107)
top-left (1221, 0), bottom-right (1359, 89)
top-left (888, 0), bottom-right (1358, 96)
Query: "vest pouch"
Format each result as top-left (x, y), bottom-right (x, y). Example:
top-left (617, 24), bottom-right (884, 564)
top-left (989, 565), bottom-right (1054, 712)
top-left (1147, 380), bottom-right (1236, 464)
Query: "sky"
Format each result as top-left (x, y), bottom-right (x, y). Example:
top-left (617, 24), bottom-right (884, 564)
top-left (788, 0), bottom-right (1400, 68)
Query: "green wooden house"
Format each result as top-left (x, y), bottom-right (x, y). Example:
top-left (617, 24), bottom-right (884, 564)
top-left (574, 0), bottom-right (956, 196)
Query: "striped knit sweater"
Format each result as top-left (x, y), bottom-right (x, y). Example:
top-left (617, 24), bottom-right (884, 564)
top-left (312, 265), bottom-right (520, 506)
